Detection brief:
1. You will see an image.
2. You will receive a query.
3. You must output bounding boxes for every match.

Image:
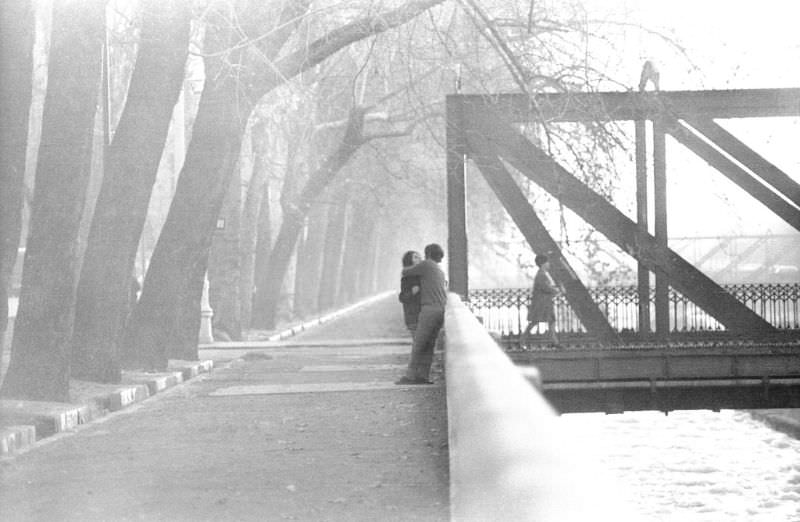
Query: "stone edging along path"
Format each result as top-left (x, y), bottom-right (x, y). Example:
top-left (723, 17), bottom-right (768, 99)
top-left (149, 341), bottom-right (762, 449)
top-left (1, 291), bottom-right (393, 457)
top-left (0, 360), bottom-right (214, 457)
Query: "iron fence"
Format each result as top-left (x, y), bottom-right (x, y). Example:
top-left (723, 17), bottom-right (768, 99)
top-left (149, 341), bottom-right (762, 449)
top-left (468, 283), bottom-right (800, 336)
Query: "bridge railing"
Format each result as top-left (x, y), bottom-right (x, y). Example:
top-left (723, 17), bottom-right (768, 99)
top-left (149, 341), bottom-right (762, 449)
top-left (444, 293), bottom-right (636, 521)
top-left (468, 283), bottom-right (800, 337)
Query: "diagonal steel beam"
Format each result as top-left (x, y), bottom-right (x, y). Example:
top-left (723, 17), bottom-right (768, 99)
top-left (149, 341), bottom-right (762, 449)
top-left (716, 236), bottom-right (768, 280)
top-left (695, 236), bottom-right (734, 269)
top-left (683, 117), bottom-right (800, 207)
top-left (462, 106), bottom-right (777, 335)
top-left (468, 150), bottom-right (619, 342)
top-left (665, 117), bottom-right (800, 231)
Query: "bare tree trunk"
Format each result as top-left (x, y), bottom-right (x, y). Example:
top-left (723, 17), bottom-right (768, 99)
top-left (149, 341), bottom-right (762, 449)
top-left (254, 108), bottom-right (367, 328)
top-left (71, 0), bottom-right (190, 382)
top-left (356, 217), bottom-right (378, 297)
top-left (0, 1), bottom-right (35, 337)
top-left (368, 225), bottom-right (383, 295)
top-left (122, 74), bottom-right (253, 368)
top-left (319, 191), bottom-right (350, 310)
top-left (239, 127), bottom-right (270, 329)
top-left (338, 195), bottom-right (375, 304)
top-left (252, 211), bottom-right (302, 330)
top-left (1, 1), bottom-right (104, 401)
top-left (249, 174), bottom-right (273, 329)
top-left (126, 0), bottom-right (444, 343)
top-left (251, 138), bottom-right (300, 329)
top-left (376, 240), bottom-right (396, 294)
top-left (293, 205), bottom-right (326, 317)
top-left (125, 2), bottom-right (308, 354)
top-left (208, 165), bottom-right (242, 340)
top-left (292, 223), bottom-right (309, 316)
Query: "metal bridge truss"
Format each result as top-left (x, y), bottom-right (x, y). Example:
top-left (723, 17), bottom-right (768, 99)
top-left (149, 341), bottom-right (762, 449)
top-left (447, 87), bottom-right (800, 338)
top-left (446, 87), bottom-right (800, 411)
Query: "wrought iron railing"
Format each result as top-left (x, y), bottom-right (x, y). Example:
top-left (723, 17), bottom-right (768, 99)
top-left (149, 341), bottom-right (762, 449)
top-left (468, 283), bottom-right (800, 336)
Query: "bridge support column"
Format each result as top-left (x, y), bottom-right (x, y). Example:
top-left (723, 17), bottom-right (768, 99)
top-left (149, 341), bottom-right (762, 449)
top-left (653, 118), bottom-right (670, 338)
top-left (446, 95), bottom-right (468, 298)
top-left (635, 116), bottom-right (651, 335)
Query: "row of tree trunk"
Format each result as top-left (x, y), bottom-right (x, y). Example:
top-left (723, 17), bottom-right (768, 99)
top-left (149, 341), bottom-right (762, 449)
top-left (0, 0), bottom-right (442, 402)
top-left (215, 168), bottom-right (388, 340)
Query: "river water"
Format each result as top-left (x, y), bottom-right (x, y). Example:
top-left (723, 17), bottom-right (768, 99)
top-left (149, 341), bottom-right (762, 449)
top-left (560, 409), bottom-right (800, 521)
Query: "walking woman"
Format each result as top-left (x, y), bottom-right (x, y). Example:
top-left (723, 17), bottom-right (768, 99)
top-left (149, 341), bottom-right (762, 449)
top-left (520, 253), bottom-right (561, 348)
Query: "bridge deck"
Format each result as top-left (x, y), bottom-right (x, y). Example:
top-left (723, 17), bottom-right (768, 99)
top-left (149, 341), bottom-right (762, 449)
top-left (508, 339), bottom-right (800, 412)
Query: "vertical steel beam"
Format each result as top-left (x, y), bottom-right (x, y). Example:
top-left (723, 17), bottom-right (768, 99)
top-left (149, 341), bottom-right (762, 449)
top-left (635, 118), bottom-right (651, 335)
top-left (653, 119), bottom-right (670, 337)
top-left (446, 95), bottom-right (468, 297)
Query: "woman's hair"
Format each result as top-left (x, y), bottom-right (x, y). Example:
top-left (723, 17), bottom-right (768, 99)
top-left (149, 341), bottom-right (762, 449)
top-left (534, 254), bottom-right (549, 267)
top-left (402, 250), bottom-right (419, 267)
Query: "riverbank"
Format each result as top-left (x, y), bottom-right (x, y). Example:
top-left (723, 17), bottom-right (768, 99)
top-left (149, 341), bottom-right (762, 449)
top-left (749, 409), bottom-right (800, 439)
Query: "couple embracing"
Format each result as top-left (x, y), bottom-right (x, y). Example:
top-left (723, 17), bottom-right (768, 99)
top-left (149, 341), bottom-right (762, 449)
top-left (396, 243), bottom-right (446, 385)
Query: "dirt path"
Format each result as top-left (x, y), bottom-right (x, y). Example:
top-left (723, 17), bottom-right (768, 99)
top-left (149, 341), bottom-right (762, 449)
top-left (0, 295), bottom-right (449, 521)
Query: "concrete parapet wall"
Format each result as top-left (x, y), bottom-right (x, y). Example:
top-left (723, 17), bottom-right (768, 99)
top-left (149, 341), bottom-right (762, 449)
top-left (444, 293), bottom-right (637, 521)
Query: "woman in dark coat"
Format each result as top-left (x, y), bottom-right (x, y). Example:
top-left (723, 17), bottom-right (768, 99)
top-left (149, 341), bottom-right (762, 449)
top-left (520, 253), bottom-right (561, 348)
top-left (398, 250), bottom-right (422, 333)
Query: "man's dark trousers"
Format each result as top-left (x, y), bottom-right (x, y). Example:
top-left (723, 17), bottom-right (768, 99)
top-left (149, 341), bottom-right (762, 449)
top-left (406, 304), bottom-right (444, 381)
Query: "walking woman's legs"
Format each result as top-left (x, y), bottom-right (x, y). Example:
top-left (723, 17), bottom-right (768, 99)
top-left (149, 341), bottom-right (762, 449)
top-left (547, 319), bottom-right (559, 345)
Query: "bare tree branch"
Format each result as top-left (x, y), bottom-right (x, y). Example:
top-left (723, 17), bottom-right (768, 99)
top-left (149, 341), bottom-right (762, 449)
top-left (363, 110), bottom-right (441, 141)
top-left (259, 0), bottom-right (448, 93)
top-left (458, 0), bottom-right (530, 94)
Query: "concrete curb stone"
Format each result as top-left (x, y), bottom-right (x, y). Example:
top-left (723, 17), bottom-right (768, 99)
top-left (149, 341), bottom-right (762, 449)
top-left (106, 384), bottom-right (151, 411)
top-left (2, 292), bottom-right (375, 457)
top-left (122, 371), bottom-right (184, 395)
top-left (0, 360), bottom-right (213, 457)
top-left (0, 400), bottom-right (92, 439)
top-left (169, 359), bottom-right (214, 380)
top-left (0, 425), bottom-right (35, 454)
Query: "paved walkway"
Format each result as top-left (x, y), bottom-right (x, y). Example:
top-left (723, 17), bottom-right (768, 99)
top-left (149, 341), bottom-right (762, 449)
top-left (0, 295), bottom-right (449, 521)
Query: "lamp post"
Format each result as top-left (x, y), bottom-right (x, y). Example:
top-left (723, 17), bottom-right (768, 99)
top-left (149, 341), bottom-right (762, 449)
top-left (198, 273), bottom-right (214, 343)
